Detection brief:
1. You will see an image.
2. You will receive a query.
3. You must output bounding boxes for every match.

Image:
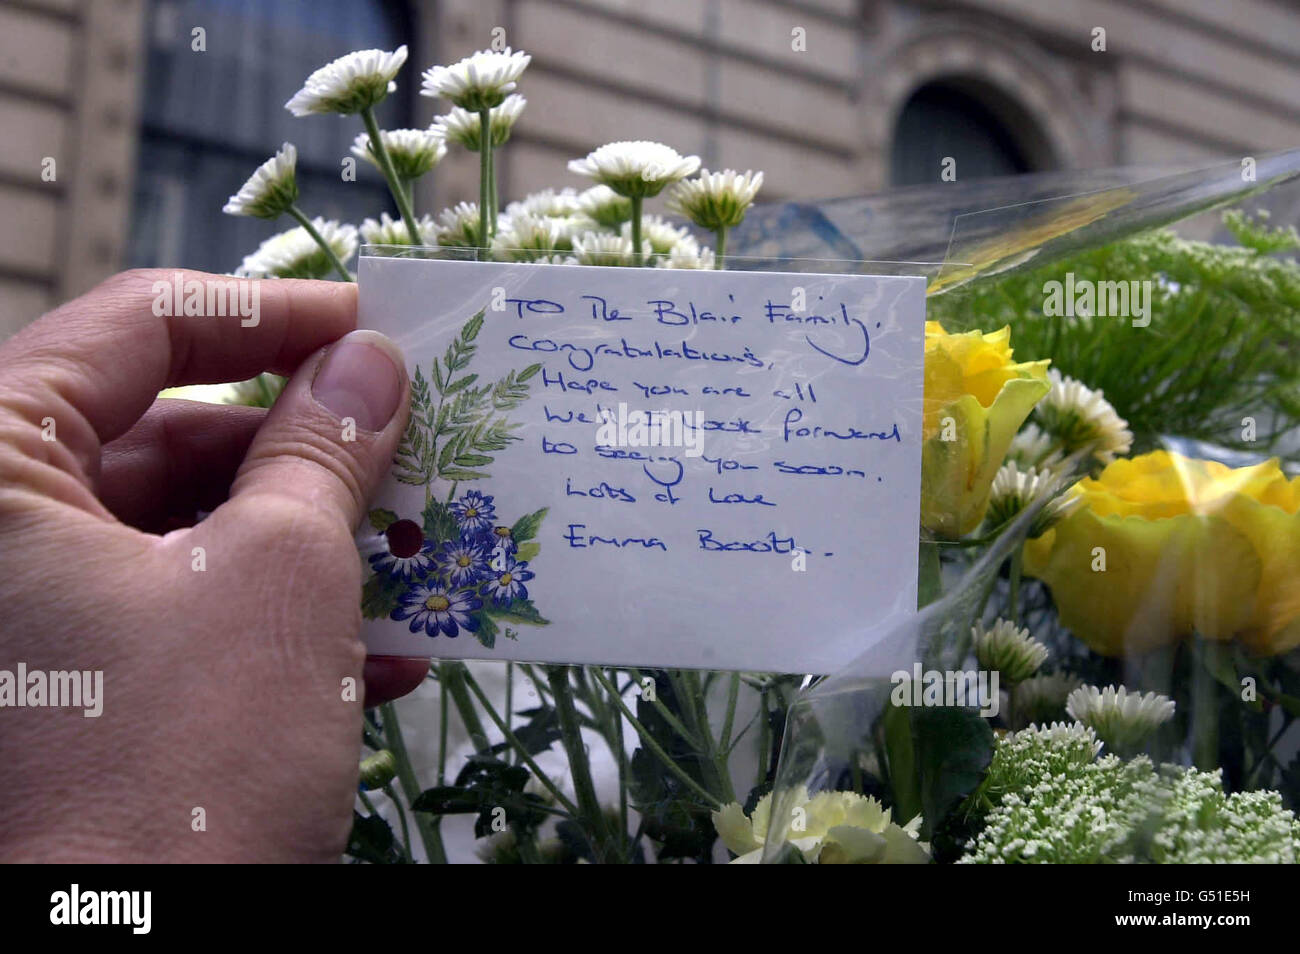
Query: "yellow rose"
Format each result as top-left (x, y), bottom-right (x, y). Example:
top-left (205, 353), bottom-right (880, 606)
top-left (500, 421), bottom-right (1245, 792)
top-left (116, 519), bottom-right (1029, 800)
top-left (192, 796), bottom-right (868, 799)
top-left (1025, 450), bottom-right (1300, 656)
top-left (712, 788), bottom-right (929, 864)
top-left (922, 322), bottom-right (1051, 537)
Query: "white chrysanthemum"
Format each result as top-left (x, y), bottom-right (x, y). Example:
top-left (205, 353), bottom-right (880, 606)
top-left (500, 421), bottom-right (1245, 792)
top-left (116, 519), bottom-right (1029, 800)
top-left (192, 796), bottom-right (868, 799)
top-left (492, 213), bottom-right (567, 262)
top-left (360, 211), bottom-right (437, 247)
top-left (666, 168), bottom-right (763, 230)
top-left (351, 128), bottom-right (446, 180)
top-left (568, 140), bottom-right (701, 199)
top-left (1007, 422), bottom-right (1065, 472)
top-left (285, 45), bottom-right (408, 116)
top-left (433, 202), bottom-right (490, 248)
top-left (972, 619), bottom-right (1049, 685)
top-left (433, 94), bottom-right (527, 151)
top-left (576, 185), bottom-right (633, 228)
top-left (1035, 369), bottom-right (1133, 464)
top-left (571, 232), bottom-right (647, 267)
top-left (238, 219), bottom-right (357, 279)
top-left (222, 142), bottom-right (298, 218)
top-left (656, 244), bottom-right (716, 269)
top-left (420, 48), bottom-right (530, 111)
top-left (620, 214), bottom-right (696, 257)
top-left (985, 461), bottom-right (1080, 535)
top-left (506, 187), bottom-right (581, 221)
top-left (1066, 685), bottom-right (1175, 753)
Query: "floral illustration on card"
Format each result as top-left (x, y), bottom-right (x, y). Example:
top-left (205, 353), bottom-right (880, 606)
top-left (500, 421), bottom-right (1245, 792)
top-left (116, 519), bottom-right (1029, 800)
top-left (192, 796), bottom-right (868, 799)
top-left (360, 308), bottom-right (548, 648)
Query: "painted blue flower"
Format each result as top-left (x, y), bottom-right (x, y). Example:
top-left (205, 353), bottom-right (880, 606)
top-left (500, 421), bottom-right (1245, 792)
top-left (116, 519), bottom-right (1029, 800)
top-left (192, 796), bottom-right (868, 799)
top-left (484, 524), bottom-right (518, 555)
top-left (435, 539), bottom-right (490, 587)
top-left (369, 518), bottom-right (435, 581)
top-left (483, 554), bottom-right (534, 604)
top-left (392, 582), bottom-right (481, 638)
top-left (450, 490), bottom-right (496, 534)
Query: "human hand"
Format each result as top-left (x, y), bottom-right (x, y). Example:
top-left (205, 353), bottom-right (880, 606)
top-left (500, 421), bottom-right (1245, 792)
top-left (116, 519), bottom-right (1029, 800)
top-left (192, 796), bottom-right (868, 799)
top-left (0, 269), bottom-right (428, 862)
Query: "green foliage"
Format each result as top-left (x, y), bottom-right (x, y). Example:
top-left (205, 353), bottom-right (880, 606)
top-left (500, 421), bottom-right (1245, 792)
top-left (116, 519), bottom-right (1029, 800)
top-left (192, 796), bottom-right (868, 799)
top-left (346, 811), bottom-right (408, 864)
top-left (413, 754), bottom-right (551, 839)
top-left (930, 219), bottom-right (1300, 462)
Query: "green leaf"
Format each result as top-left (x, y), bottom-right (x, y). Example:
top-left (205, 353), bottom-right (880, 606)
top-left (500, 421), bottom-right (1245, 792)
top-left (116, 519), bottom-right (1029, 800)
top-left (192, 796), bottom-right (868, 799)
top-left (361, 573), bottom-right (405, 620)
top-left (882, 701), bottom-right (921, 827)
top-left (421, 498), bottom-right (459, 545)
top-left (438, 467), bottom-right (491, 481)
top-left (461, 309), bottom-right (485, 342)
top-left (368, 508), bottom-right (399, 533)
top-left (515, 541), bottom-right (540, 562)
top-left (454, 453), bottom-right (494, 467)
top-left (346, 811), bottom-right (406, 864)
top-left (411, 786), bottom-right (486, 815)
top-left (510, 507), bottom-right (549, 543)
top-left (474, 612), bottom-right (498, 649)
top-left (518, 362), bottom-right (542, 381)
top-left (911, 706), bottom-right (994, 840)
top-left (443, 372), bottom-right (479, 395)
top-left (484, 599), bottom-right (549, 626)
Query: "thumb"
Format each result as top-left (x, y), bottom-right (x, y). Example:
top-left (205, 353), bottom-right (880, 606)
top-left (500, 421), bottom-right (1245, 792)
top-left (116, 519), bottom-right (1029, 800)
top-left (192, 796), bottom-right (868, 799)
top-left (226, 329), bottom-right (409, 533)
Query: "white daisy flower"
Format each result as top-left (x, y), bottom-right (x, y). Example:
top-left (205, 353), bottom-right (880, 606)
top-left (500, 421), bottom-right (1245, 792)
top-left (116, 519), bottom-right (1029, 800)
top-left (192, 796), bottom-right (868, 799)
top-left (571, 232), bottom-right (647, 267)
top-left (1035, 369), bottom-right (1133, 464)
top-left (360, 211), bottom-right (437, 247)
top-left (491, 213), bottom-right (567, 262)
top-left (434, 201), bottom-right (500, 249)
top-left (238, 219), bottom-right (358, 279)
top-left (222, 142), bottom-right (298, 219)
top-left (505, 187), bottom-right (581, 220)
top-left (985, 461), bottom-right (1080, 536)
top-left (1007, 422), bottom-right (1066, 472)
top-left (285, 45), bottom-right (408, 117)
top-left (973, 619), bottom-right (1049, 685)
top-left (576, 185), bottom-right (633, 228)
top-left (568, 140), bottom-right (701, 199)
top-left (1066, 684), bottom-right (1176, 753)
top-left (420, 48), bottom-right (531, 112)
top-left (655, 244), bottom-right (716, 270)
top-left (433, 94), bottom-right (527, 151)
top-left (666, 168), bottom-right (764, 230)
top-left (351, 128), bottom-right (446, 181)
top-left (620, 214), bottom-right (696, 257)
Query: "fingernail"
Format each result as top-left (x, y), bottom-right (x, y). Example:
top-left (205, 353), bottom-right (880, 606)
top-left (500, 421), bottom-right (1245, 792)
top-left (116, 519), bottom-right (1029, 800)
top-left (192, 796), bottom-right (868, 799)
top-left (311, 330), bottom-right (406, 432)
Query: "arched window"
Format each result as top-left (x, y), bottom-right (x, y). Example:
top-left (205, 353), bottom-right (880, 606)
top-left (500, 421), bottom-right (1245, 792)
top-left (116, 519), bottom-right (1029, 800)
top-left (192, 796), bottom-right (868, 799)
top-left (130, 0), bottom-right (414, 273)
top-left (890, 80), bottom-right (1053, 187)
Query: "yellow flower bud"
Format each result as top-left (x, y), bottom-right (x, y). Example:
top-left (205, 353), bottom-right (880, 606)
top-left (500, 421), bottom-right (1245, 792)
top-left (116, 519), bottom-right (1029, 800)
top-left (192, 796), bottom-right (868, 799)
top-left (921, 322), bottom-right (1051, 537)
top-left (1024, 450), bottom-right (1300, 656)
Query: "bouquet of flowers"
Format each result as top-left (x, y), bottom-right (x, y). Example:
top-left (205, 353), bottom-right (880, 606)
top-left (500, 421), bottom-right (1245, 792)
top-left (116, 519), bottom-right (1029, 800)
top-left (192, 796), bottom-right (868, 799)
top-left (194, 41), bottom-right (1300, 864)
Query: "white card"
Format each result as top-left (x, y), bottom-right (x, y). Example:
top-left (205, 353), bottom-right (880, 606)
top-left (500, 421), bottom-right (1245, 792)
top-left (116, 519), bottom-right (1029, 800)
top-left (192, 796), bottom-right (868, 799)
top-left (356, 256), bottom-right (925, 673)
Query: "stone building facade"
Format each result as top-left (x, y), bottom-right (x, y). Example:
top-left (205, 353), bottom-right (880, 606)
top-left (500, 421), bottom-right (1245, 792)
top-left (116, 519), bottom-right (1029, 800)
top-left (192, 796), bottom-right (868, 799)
top-left (2, 0), bottom-right (1298, 336)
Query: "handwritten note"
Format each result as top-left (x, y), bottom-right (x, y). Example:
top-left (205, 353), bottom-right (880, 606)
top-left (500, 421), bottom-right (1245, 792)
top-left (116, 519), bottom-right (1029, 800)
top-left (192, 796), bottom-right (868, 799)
top-left (356, 257), bottom-right (925, 673)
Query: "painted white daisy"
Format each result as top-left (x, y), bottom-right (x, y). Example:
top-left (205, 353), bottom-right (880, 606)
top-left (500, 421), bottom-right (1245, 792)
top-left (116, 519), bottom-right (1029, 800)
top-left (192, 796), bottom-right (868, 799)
top-left (222, 142), bottom-right (298, 219)
top-left (1066, 684), bottom-right (1176, 753)
top-left (972, 619), bottom-right (1049, 685)
top-left (620, 214), bottom-right (697, 256)
top-left (576, 185), bottom-right (633, 228)
top-left (351, 128), bottom-right (446, 181)
top-left (433, 94), bottom-right (527, 151)
top-left (571, 232), bottom-right (648, 267)
top-left (1035, 369), bottom-right (1133, 464)
top-left (655, 244), bottom-right (716, 269)
top-left (985, 461), bottom-right (1080, 535)
top-left (420, 48), bottom-right (531, 111)
top-left (666, 168), bottom-right (763, 230)
top-left (238, 219), bottom-right (358, 280)
top-left (285, 45), bottom-right (408, 117)
top-left (568, 140), bottom-right (701, 199)
top-left (491, 213), bottom-right (568, 263)
top-left (360, 211), bottom-right (437, 247)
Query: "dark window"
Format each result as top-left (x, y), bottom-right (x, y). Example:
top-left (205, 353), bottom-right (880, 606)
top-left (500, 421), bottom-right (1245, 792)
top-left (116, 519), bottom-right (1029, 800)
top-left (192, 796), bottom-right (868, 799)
top-left (891, 81), bottom-right (1048, 187)
top-left (130, 0), bottom-right (413, 273)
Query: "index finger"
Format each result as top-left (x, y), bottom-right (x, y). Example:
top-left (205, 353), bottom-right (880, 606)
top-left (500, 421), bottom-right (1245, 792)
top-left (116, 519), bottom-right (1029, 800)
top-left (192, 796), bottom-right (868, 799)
top-left (0, 268), bottom-right (356, 465)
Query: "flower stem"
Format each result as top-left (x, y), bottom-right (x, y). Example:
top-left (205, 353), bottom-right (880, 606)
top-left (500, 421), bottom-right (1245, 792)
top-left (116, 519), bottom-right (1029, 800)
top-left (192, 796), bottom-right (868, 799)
top-left (590, 668), bottom-right (723, 810)
top-left (360, 107), bottom-right (422, 246)
top-left (714, 225), bottom-right (727, 269)
top-left (545, 666), bottom-right (617, 861)
top-left (478, 110), bottom-right (492, 255)
top-left (918, 538), bottom-right (942, 609)
top-left (441, 661), bottom-right (491, 753)
top-left (630, 196), bottom-right (643, 266)
top-left (378, 701), bottom-right (446, 863)
top-left (287, 205), bottom-right (353, 281)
